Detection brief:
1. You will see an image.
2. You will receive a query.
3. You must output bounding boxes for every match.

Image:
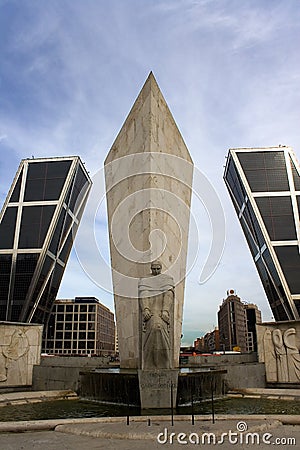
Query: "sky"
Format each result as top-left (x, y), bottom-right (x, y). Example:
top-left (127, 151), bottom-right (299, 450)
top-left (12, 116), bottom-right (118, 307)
top-left (1, 0), bottom-right (300, 345)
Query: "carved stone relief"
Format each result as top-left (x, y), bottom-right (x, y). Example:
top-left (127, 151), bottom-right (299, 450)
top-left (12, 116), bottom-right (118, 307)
top-left (0, 324), bottom-right (42, 386)
top-left (261, 326), bottom-right (300, 383)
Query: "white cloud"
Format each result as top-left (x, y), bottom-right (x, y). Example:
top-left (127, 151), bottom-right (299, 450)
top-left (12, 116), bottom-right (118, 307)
top-left (1, 0), bottom-right (299, 342)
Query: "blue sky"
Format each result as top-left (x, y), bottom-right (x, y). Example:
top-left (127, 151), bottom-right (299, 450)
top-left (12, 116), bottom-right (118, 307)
top-left (1, 0), bottom-right (300, 345)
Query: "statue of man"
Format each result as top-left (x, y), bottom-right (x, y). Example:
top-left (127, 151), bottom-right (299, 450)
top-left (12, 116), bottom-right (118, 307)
top-left (138, 261), bottom-right (174, 369)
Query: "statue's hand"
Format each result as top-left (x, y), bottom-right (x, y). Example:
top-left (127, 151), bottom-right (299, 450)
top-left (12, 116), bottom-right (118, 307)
top-left (161, 310), bottom-right (170, 324)
top-left (143, 307), bottom-right (152, 321)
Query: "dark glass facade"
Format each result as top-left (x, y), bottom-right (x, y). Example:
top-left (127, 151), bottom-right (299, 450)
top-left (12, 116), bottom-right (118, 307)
top-left (224, 147), bottom-right (300, 321)
top-left (0, 156), bottom-right (91, 327)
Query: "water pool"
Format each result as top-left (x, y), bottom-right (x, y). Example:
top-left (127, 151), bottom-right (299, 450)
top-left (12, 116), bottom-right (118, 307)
top-left (0, 397), bottom-right (299, 422)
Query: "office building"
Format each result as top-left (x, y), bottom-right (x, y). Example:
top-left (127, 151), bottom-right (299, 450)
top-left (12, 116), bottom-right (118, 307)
top-left (218, 290), bottom-right (248, 352)
top-left (0, 156), bottom-right (91, 325)
top-left (194, 329), bottom-right (220, 353)
top-left (218, 290), bottom-right (262, 352)
top-left (194, 336), bottom-right (205, 352)
top-left (115, 329), bottom-right (119, 355)
top-left (245, 303), bottom-right (262, 352)
top-left (195, 328), bottom-right (220, 353)
top-left (224, 146), bottom-right (300, 321)
top-left (204, 328), bottom-right (220, 353)
top-left (43, 297), bottom-right (115, 356)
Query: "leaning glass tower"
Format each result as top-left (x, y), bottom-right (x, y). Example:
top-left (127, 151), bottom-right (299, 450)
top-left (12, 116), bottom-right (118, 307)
top-left (0, 156), bottom-right (91, 325)
top-left (224, 146), bottom-right (300, 321)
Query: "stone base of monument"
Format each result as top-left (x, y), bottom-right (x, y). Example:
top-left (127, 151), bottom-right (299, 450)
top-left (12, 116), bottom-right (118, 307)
top-left (79, 368), bottom-right (227, 409)
top-left (138, 369), bottom-right (178, 409)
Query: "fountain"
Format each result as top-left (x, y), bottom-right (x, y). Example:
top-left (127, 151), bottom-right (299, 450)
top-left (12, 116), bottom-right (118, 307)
top-left (79, 367), bottom-right (226, 408)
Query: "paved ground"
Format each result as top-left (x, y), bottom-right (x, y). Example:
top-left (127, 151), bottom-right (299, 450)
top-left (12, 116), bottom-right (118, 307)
top-left (228, 387), bottom-right (300, 400)
top-left (0, 390), bottom-right (77, 406)
top-left (0, 415), bottom-right (299, 449)
top-left (0, 427), bottom-right (298, 450)
top-left (0, 390), bottom-right (299, 449)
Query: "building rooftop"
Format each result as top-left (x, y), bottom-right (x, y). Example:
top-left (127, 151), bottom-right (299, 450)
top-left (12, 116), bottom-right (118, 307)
top-left (55, 297), bottom-right (112, 312)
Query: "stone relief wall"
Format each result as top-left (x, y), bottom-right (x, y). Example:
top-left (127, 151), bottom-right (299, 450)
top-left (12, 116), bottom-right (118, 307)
top-left (257, 321), bottom-right (300, 383)
top-left (0, 323), bottom-right (43, 387)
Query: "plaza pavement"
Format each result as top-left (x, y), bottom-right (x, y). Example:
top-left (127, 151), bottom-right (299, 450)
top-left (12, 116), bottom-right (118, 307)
top-left (0, 414), bottom-right (299, 449)
top-left (0, 389), bottom-right (299, 449)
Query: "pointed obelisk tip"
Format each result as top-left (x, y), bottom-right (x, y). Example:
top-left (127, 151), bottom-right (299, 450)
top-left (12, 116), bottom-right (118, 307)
top-left (146, 70), bottom-right (156, 83)
top-left (144, 71), bottom-right (160, 92)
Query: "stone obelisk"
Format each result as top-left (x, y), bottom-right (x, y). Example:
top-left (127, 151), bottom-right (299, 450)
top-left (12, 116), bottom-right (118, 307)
top-left (105, 73), bottom-right (193, 379)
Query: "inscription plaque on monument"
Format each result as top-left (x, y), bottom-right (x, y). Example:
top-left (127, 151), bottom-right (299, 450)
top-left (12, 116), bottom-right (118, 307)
top-left (138, 369), bottom-right (178, 409)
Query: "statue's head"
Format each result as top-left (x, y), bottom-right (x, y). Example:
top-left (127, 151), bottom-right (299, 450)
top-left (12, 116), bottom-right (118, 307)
top-left (151, 260), bottom-right (162, 276)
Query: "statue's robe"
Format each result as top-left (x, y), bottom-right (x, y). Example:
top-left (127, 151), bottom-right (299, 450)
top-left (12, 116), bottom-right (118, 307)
top-left (138, 274), bottom-right (174, 369)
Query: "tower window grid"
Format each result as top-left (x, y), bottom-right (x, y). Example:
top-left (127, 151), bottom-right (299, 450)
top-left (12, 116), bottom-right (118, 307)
top-left (0, 156), bottom-right (92, 328)
top-left (224, 147), bottom-right (300, 321)
top-left (45, 298), bottom-right (115, 356)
